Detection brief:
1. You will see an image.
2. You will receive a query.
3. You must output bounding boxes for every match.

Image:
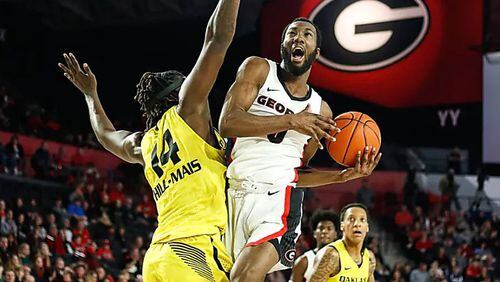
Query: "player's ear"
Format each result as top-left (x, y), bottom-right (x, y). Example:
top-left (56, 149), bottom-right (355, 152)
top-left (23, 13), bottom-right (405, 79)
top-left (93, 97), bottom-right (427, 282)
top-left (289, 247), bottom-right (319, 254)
top-left (315, 48), bottom-right (320, 60)
top-left (340, 222), bottom-right (344, 232)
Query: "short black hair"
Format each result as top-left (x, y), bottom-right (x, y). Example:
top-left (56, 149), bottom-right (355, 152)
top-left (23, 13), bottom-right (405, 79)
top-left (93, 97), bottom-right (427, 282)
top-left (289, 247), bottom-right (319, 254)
top-left (339, 203), bottom-right (369, 221)
top-left (134, 70), bottom-right (185, 131)
top-left (281, 17), bottom-right (322, 48)
top-left (311, 210), bottom-right (338, 230)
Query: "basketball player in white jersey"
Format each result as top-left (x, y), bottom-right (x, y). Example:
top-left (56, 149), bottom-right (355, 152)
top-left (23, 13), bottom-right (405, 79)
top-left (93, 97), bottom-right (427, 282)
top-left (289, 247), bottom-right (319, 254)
top-left (219, 18), bottom-right (382, 281)
top-left (291, 210), bottom-right (338, 282)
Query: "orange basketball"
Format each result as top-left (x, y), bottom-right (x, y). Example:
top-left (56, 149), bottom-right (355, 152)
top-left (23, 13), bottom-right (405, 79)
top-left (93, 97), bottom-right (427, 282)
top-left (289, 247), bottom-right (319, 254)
top-left (325, 112), bottom-right (381, 167)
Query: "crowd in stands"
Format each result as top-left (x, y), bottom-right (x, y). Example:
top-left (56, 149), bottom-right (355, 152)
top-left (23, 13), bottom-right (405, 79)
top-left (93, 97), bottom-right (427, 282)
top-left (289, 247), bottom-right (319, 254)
top-left (0, 177), bottom-right (157, 282)
top-left (390, 168), bottom-right (499, 282)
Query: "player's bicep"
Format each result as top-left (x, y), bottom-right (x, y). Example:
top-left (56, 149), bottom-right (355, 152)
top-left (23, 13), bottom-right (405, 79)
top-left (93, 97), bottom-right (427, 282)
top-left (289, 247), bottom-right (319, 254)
top-left (310, 247), bottom-right (339, 282)
top-left (219, 57), bottom-right (268, 129)
top-left (368, 250), bottom-right (376, 282)
top-left (102, 130), bottom-right (144, 165)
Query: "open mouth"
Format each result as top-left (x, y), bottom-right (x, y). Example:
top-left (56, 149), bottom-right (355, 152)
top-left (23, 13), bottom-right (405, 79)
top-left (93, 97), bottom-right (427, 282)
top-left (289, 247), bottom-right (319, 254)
top-left (291, 47), bottom-right (305, 63)
top-left (353, 230), bottom-right (363, 236)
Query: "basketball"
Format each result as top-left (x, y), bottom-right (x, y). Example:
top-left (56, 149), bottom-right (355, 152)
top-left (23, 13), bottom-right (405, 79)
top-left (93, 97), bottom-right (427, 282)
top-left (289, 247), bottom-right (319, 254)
top-left (325, 112), bottom-right (381, 167)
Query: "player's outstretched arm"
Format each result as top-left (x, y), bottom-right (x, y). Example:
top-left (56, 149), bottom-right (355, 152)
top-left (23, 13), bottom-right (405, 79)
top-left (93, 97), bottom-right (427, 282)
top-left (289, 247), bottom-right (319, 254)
top-left (176, 0), bottom-right (240, 131)
top-left (290, 255), bottom-right (308, 282)
top-left (219, 57), bottom-right (338, 148)
top-left (58, 53), bottom-right (144, 165)
top-left (310, 247), bottom-right (340, 282)
top-left (297, 147), bottom-right (381, 187)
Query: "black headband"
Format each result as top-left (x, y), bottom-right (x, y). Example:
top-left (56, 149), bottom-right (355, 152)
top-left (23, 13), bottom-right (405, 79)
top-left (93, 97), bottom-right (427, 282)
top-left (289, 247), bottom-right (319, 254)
top-left (144, 75), bottom-right (184, 111)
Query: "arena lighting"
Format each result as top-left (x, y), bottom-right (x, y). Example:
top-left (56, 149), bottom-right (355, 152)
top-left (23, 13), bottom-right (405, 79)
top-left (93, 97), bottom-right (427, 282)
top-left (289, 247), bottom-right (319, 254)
top-left (485, 51), bottom-right (500, 63)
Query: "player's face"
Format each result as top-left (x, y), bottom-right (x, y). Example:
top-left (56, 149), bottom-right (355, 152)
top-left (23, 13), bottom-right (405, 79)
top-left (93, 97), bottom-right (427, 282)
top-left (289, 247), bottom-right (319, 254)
top-left (313, 220), bottom-right (337, 247)
top-left (280, 21), bottom-right (319, 76)
top-left (341, 207), bottom-right (369, 244)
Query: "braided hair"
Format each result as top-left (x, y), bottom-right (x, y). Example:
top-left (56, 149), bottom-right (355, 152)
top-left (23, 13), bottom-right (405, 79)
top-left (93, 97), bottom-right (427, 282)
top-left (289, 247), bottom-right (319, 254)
top-left (134, 70), bottom-right (185, 131)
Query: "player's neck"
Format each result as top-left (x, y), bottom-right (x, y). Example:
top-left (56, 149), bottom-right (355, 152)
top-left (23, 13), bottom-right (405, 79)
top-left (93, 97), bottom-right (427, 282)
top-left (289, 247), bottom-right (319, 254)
top-left (278, 62), bottom-right (311, 97)
top-left (279, 63), bottom-right (311, 84)
top-left (342, 237), bottom-right (363, 260)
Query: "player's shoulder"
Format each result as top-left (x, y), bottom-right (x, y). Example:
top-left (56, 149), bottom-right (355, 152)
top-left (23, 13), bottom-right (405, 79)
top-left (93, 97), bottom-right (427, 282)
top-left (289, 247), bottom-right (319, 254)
top-left (240, 56), bottom-right (271, 73)
top-left (237, 56), bottom-right (271, 86)
top-left (317, 244), bottom-right (340, 261)
top-left (366, 249), bottom-right (376, 264)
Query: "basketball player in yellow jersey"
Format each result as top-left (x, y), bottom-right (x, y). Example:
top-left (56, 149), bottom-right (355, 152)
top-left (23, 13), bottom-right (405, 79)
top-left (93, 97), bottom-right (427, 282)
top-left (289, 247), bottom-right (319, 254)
top-left (310, 203), bottom-right (376, 282)
top-left (58, 0), bottom-right (240, 280)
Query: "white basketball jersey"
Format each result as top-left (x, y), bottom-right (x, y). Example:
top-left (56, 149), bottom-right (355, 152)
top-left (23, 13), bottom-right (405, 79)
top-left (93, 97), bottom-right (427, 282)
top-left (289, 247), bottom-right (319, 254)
top-left (303, 249), bottom-right (318, 281)
top-left (226, 59), bottom-right (322, 188)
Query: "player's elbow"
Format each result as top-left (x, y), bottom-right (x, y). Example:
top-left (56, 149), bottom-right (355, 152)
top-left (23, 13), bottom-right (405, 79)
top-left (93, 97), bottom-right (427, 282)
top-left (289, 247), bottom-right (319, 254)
top-left (219, 114), bottom-right (235, 137)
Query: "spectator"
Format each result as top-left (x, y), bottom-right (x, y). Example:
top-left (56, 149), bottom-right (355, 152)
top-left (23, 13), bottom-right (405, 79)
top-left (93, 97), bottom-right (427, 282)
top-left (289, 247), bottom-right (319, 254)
top-left (71, 148), bottom-right (87, 167)
top-left (73, 219), bottom-right (91, 246)
top-left (409, 262), bottom-right (430, 282)
top-left (4, 269), bottom-right (16, 282)
top-left (1, 210), bottom-right (17, 236)
top-left (428, 261), bottom-right (445, 281)
top-left (33, 256), bottom-right (47, 282)
top-left (447, 147), bottom-right (462, 174)
top-left (403, 168), bottom-right (420, 211)
top-left (448, 265), bottom-right (463, 282)
top-left (439, 169), bottom-right (461, 212)
top-left (96, 239), bottom-right (114, 262)
top-left (465, 257), bottom-right (482, 280)
top-left (108, 182), bottom-right (125, 204)
top-left (356, 178), bottom-right (374, 211)
top-left (395, 205), bottom-right (414, 229)
top-left (136, 194), bottom-right (156, 219)
top-left (30, 141), bottom-right (51, 179)
top-left (18, 243), bottom-right (31, 266)
top-left (67, 200), bottom-right (86, 219)
top-left (5, 135), bottom-right (25, 175)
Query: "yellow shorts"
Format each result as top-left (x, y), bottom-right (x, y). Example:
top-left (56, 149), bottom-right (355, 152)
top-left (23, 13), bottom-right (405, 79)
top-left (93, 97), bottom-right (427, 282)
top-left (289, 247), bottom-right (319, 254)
top-left (142, 234), bottom-right (232, 282)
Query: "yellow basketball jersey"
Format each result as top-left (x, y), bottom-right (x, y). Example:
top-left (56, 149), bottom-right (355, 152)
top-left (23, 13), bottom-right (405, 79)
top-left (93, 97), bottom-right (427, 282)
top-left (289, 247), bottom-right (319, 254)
top-left (141, 106), bottom-right (227, 244)
top-left (327, 240), bottom-right (370, 282)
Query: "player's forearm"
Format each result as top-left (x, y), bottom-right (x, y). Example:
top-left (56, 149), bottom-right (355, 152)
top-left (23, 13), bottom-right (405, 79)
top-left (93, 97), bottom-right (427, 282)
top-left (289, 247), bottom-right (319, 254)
top-left (84, 93), bottom-right (119, 148)
top-left (219, 109), bottom-right (294, 137)
top-left (297, 168), bottom-right (350, 188)
top-left (207, 0), bottom-right (240, 46)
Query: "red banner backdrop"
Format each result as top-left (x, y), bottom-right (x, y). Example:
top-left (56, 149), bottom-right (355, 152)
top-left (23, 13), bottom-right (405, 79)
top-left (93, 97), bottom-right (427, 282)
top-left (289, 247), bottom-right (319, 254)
top-left (261, 0), bottom-right (483, 108)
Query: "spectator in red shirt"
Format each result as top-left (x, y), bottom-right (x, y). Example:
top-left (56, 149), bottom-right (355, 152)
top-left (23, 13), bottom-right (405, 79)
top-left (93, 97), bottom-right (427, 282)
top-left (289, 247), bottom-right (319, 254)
top-left (72, 219), bottom-right (91, 246)
top-left (137, 194), bottom-right (156, 219)
top-left (409, 221), bottom-right (424, 241)
top-left (108, 182), bottom-right (125, 204)
top-left (96, 240), bottom-right (114, 262)
top-left (71, 148), bottom-right (86, 167)
top-left (395, 205), bottom-right (414, 229)
top-left (415, 232), bottom-right (434, 253)
top-left (466, 257), bottom-right (482, 279)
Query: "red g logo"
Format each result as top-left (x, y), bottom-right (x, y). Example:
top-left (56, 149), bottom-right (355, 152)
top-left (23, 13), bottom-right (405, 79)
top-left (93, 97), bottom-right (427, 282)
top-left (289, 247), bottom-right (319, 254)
top-left (309, 0), bottom-right (429, 71)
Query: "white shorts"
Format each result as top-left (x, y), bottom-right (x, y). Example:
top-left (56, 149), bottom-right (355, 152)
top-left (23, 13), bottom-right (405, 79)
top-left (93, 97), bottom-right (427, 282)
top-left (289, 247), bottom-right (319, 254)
top-left (224, 180), bottom-right (304, 272)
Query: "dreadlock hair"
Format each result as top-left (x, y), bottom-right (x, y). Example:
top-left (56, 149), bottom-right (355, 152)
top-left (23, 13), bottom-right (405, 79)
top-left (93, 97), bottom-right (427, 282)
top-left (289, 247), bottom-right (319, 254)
top-left (134, 70), bottom-right (185, 131)
top-left (281, 17), bottom-right (322, 49)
